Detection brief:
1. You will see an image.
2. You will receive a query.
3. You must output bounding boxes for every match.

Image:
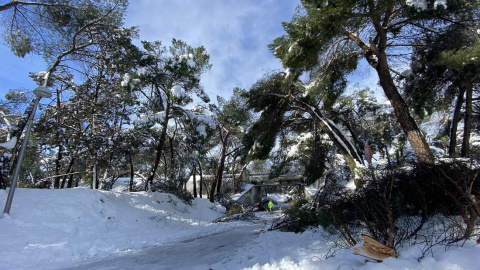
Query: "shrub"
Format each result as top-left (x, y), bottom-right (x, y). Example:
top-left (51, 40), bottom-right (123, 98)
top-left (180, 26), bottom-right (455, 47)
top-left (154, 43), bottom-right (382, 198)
top-left (150, 181), bottom-right (194, 205)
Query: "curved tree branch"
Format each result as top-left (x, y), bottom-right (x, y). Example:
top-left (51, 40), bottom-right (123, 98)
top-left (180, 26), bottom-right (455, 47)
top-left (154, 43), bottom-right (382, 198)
top-left (0, 1), bottom-right (68, 12)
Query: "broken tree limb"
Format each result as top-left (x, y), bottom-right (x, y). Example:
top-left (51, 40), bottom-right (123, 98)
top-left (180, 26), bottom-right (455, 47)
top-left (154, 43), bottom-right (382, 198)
top-left (353, 234), bottom-right (397, 262)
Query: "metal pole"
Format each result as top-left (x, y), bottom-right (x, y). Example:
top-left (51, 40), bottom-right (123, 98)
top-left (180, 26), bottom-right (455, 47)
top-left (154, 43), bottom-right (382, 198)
top-left (3, 97), bottom-right (41, 215)
top-left (2, 77), bottom-right (51, 215)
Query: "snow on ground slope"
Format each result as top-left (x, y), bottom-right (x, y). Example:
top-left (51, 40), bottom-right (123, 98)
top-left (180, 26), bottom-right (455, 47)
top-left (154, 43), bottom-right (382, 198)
top-left (211, 223), bottom-right (480, 270)
top-left (0, 188), bottom-right (228, 269)
top-left (0, 188), bottom-right (479, 270)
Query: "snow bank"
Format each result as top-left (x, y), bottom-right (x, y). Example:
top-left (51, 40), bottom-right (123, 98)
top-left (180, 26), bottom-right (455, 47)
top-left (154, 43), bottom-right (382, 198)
top-left (210, 226), bottom-right (480, 270)
top-left (0, 188), bottom-right (479, 269)
top-left (0, 188), bottom-right (226, 269)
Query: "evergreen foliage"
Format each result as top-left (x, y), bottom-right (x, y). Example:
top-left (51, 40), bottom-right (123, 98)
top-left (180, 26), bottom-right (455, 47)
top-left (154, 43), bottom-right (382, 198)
top-left (0, 1), bottom-right (479, 251)
top-left (0, 0), bottom-right (128, 58)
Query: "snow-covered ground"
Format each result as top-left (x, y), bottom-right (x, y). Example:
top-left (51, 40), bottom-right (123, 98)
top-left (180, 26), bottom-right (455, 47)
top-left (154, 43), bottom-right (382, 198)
top-left (0, 188), bottom-right (479, 269)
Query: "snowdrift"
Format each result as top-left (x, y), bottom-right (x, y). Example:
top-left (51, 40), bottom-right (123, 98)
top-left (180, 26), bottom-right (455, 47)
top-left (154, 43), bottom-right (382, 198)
top-left (0, 188), bottom-right (479, 269)
top-left (0, 188), bottom-right (226, 269)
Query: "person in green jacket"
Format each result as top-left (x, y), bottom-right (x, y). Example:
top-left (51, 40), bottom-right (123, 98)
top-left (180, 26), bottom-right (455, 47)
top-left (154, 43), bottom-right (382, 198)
top-left (268, 200), bottom-right (274, 213)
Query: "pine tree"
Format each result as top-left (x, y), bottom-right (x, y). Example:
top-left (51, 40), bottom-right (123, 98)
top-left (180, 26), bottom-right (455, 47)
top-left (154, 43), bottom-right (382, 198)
top-left (208, 88), bottom-right (251, 201)
top-left (0, 0), bottom-right (128, 58)
top-left (242, 72), bottom-right (365, 187)
top-left (0, 1), bottom-right (130, 189)
top-left (268, 0), bottom-right (479, 164)
top-left (403, 19), bottom-right (480, 157)
top-left (126, 39), bottom-right (212, 191)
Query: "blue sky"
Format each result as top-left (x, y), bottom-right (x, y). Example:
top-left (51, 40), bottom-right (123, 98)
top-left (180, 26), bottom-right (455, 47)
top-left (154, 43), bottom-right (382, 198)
top-left (0, 0), bottom-right (301, 102)
top-left (0, 0), bottom-right (383, 105)
top-left (124, 0), bottom-right (301, 100)
top-left (0, 45), bottom-right (45, 97)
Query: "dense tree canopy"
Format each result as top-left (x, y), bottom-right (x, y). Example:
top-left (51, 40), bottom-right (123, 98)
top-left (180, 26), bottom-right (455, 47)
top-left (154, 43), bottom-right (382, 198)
top-left (0, 0), bottom-right (128, 58)
top-left (269, 0), bottom-right (479, 164)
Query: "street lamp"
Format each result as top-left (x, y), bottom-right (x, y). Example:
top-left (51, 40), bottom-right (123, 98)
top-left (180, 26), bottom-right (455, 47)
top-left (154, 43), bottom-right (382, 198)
top-left (33, 86), bottom-right (52, 99)
top-left (3, 84), bottom-right (52, 215)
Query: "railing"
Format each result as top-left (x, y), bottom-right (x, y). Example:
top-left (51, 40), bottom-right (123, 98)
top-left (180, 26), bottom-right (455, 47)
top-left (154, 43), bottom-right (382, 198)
top-left (249, 174), bottom-right (305, 186)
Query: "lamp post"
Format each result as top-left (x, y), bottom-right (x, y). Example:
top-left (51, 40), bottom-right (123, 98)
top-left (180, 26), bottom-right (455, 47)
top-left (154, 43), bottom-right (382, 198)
top-left (3, 84), bottom-right (52, 215)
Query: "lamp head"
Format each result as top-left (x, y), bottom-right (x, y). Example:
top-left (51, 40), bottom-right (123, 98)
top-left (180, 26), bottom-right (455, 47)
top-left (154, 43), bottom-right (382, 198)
top-left (33, 86), bottom-right (52, 98)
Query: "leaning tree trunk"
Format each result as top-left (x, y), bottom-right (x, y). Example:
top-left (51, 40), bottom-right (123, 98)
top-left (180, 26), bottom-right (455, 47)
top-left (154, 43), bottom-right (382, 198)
top-left (300, 102), bottom-right (364, 186)
top-left (236, 161), bottom-right (249, 193)
top-left (375, 52), bottom-right (435, 164)
top-left (461, 79), bottom-right (473, 157)
top-left (209, 129), bottom-right (230, 202)
top-left (216, 133), bottom-right (231, 195)
top-left (449, 87), bottom-right (465, 157)
top-left (67, 172), bottom-right (75, 188)
top-left (344, 20), bottom-right (434, 165)
top-left (145, 102), bottom-right (170, 191)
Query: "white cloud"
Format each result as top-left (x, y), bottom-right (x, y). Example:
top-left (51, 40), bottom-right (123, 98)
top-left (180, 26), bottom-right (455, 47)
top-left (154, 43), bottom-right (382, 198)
top-left (125, 0), bottom-right (300, 100)
top-left (0, 1), bottom-right (300, 101)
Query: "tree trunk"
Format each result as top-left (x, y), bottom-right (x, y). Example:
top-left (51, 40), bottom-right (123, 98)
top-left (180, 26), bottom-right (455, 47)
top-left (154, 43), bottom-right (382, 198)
top-left (146, 102), bottom-right (170, 191)
top-left (449, 87), bottom-right (465, 157)
top-left (54, 88), bottom-right (63, 189)
top-left (209, 130), bottom-right (230, 202)
top-left (53, 140), bottom-right (63, 189)
top-left (163, 152), bottom-right (168, 180)
top-left (216, 135), bottom-right (231, 195)
top-left (231, 158), bottom-right (237, 194)
top-left (61, 157), bottom-right (75, 188)
top-left (169, 136), bottom-right (176, 187)
top-left (236, 162), bottom-right (249, 193)
top-left (129, 153), bottom-right (134, 192)
top-left (375, 52), bottom-right (434, 164)
top-left (67, 172), bottom-right (75, 188)
top-left (344, 22), bottom-right (434, 165)
top-left (215, 152), bottom-right (226, 196)
top-left (91, 160), bottom-right (97, 189)
top-left (197, 160), bottom-right (203, 198)
top-left (302, 103), bottom-right (363, 185)
top-left (461, 79), bottom-right (473, 157)
top-left (193, 166), bottom-right (197, 198)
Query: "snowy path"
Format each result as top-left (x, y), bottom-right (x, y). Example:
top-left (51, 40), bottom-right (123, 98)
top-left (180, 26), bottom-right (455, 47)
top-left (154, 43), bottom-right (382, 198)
top-left (63, 213), bottom-right (278, 270)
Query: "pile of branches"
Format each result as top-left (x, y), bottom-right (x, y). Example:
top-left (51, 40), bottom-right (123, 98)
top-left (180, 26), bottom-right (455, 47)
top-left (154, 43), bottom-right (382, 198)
top-left (270, 198), bottom-right (330, 232)
top-left (149, 181), bottom-right (194, 205)
top-left (213, 203), bottom-right (258, 223)
top-left (318, 159), bottom-right (480, 249)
